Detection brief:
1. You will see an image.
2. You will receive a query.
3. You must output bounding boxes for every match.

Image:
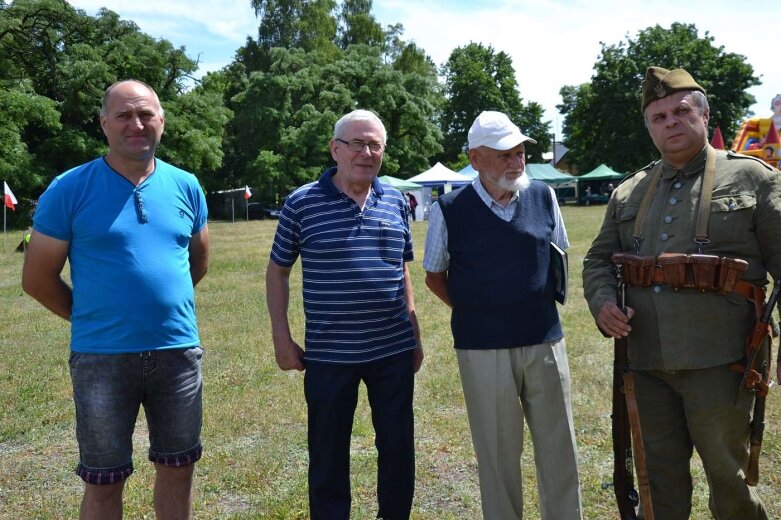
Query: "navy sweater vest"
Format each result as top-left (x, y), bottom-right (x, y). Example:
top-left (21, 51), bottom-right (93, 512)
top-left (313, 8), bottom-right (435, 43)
top-left (438, 182), bottom-right (563, 349)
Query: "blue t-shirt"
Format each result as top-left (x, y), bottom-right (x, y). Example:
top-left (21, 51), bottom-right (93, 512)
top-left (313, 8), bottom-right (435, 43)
top-left (270, 167), bottom-right (417, 364)
top-left (33, 157), bottom-right (208, 353)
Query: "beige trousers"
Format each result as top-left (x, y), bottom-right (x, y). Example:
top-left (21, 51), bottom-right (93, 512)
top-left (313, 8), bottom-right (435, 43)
top-left (457, 338), bottom-right (582, 520)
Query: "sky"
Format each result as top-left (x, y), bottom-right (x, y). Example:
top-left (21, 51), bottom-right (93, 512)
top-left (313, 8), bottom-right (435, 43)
top-left (67, 0), bottom-right (781, 136)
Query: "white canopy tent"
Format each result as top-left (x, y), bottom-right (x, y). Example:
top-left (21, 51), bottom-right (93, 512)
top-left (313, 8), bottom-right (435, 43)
top-left (407, 162), bottom-right (472, 188)
top-left (406, 163), bottom-right (473, 220)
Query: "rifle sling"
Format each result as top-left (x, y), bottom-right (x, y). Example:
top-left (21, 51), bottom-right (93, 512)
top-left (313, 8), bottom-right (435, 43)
top-left (623, 371), bottom-right (655, 520)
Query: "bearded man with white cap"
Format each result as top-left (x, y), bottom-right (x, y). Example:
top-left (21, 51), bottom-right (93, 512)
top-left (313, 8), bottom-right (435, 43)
top-left (423, 111), bottom-right (582, 519)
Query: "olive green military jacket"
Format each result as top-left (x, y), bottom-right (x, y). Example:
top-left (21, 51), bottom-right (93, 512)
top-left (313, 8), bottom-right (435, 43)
top-left (583, 146), bottom-right (781, 371)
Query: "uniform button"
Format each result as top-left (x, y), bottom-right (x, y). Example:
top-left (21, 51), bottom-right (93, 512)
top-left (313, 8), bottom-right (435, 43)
top-left (660, 233), bottom-right (669, 241)
top-left (673, 181), bottom-right (682, 189)
top-left (653, 285), bottom-right (662, 293)
top-left (669, 197), bottom-right (677, 205)
top-left (728, 200), bottom-right (737, 210)
top-left (664, 215), bottom-right (673, 223)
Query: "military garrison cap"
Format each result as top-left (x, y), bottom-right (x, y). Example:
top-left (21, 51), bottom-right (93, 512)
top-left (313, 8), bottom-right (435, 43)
top-left (641, 66), bottom-right (706, 113)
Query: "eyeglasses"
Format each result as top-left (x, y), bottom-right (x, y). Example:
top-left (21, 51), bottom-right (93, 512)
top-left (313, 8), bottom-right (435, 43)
top-left (335, 138), bottom-right (385, 153)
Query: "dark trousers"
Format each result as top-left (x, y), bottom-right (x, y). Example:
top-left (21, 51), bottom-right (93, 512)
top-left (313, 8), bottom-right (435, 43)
top-left (304, 350), bottom-right (415, 520)
top-left (633, 366), bottom-right (767, 520)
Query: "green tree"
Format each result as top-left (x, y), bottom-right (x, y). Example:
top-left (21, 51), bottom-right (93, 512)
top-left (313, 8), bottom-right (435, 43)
top-left (0, 0), bottom-right (226, 210)
top-left (392, 41), bottom-right (436, 76)
top-left (440, 43), bottom-right (551, 163)
top-left (338, 0), bottom-right (384, 49)
top-left (252, 0), bottom-right (302, 49)
top-left (158, 89), bottom-right (232, 178)
top-left (249, 0), bottom-right (339, 70)
top-left (0, 82), bottom-right (61, 197)
top-left (558, 23), bottom-right (759, 173)
top-left (221, 0), bottom-right (447, 203)
top-left (221, 44), bottom-right (442, 199)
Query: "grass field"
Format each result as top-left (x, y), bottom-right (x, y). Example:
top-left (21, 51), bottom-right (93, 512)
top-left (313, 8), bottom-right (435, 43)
top-left (1, 205), bottom-right (779, 519)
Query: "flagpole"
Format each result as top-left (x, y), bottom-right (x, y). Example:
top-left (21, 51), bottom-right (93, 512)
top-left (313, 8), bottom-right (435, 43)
top-left (231, 198), bottom-right (235, 223)
top-left (246, 195), bottom-right (249, 221)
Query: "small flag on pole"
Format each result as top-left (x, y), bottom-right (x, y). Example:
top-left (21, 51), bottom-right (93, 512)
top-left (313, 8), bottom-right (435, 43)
top-left (4, 181), bottom-right (17, 211)
top-left (244, 185), bottom-right (252, 200)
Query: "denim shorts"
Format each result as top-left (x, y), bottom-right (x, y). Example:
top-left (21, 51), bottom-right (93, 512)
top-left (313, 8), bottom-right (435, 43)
top-left (69, 347), bottom-right (203, 485)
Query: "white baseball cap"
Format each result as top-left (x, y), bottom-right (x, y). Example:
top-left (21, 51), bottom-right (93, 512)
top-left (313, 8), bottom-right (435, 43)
top-left (468, 111), bottom-right (537, 150)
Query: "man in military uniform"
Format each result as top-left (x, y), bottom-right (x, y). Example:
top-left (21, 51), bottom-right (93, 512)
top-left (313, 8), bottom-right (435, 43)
top-left (583, 66), bottom-right (781, 519)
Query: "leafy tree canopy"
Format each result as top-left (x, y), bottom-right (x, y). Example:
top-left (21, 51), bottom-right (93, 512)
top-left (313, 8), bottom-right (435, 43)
top-left (0, 0), bottom-right (229, 228)
top-left (214, 0), bottom-right (445, 201)
top-left (248, 0), bottom-right (339, 70)
top-left (440, 42), bottom-right (551, 164)
top-left (557, 23), bottom-right (759, 173)
top-left (219, 44), bottom-right (443, 198)
top-left (2, 0), bottom-right (586, 225)
top-left (338, 0), bottom-right (384, 49)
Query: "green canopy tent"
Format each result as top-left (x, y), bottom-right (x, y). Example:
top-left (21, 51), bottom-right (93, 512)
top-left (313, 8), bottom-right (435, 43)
top-left (377, 175), bottom-right (424, 191)
top-left (525, 164), bottom-right (576, 184)
top-left (523, 164), bottom-right (578, 204)
top-left (577, 164), bottom-right (626, 182)
top-left (378, 175), bottom-right (425, 220)
top-left (576, 164), bottom-right (626, 204)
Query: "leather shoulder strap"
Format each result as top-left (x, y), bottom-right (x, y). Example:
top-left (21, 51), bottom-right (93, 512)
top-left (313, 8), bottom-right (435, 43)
top-left (694, 146), bottom-right (717, 248)
top-left (632, 163), bottom-right (663, 252)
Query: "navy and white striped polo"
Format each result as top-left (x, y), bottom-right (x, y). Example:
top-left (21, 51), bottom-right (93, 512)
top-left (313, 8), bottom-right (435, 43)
top-left (270, 167), bottom-right (417, 364)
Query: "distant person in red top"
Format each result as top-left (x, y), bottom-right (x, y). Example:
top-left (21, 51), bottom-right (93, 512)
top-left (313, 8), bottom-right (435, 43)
top-left (406, 192), bottom-right (418, 221)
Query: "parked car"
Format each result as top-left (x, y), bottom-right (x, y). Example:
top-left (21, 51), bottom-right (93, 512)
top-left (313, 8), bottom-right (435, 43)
top-left (247, 202), bottom-right (281, 220)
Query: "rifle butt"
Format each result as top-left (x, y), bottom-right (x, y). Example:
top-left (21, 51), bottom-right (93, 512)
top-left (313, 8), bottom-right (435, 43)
top-left (745, 369), bottom-right (768, 486)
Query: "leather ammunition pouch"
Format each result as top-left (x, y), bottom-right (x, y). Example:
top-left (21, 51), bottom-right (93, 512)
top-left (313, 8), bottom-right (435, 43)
top-left (611, 253), bottom-right (749, 294)
top-left (611, 253), bottom-right (770, 395)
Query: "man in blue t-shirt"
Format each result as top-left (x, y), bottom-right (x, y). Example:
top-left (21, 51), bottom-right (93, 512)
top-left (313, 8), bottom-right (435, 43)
top-left (423, 111), bottom-right (582, 520)
top-left (22, 80), bottom-right (209, 519)
top-left (266, 109), bottom-right (423, 519)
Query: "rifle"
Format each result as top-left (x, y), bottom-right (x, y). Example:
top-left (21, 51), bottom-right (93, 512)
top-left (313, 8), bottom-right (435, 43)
top-left (612, 329), bottom-right (638, 519)
top-left (610, 261), bottom-right (654, 520)
top-left (744, 282), bottom-right (780, 485)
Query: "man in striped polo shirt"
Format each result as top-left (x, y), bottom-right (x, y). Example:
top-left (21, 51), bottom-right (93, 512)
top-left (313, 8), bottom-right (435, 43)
top-left (266, 109), bottom-right (423, 519)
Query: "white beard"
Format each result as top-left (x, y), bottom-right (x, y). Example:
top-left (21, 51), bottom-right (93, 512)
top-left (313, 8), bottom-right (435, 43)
top-left (497, 172), bottom-right (531, 193)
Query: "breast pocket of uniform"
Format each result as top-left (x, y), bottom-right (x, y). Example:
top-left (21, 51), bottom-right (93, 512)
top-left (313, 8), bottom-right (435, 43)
top-left (612, 203), bottom-right (640, 249)
top-left (709, 193), bottom-right (756, 251)
top-left (378, 219), bottom-right (406, 265)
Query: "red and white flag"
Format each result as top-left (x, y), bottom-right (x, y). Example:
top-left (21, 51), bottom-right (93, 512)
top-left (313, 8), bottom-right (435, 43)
top-left (4, 181), bottom-right (17, 211)
top-left (244, 185), bottom-right (252, 200)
